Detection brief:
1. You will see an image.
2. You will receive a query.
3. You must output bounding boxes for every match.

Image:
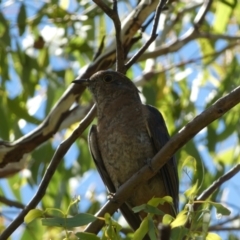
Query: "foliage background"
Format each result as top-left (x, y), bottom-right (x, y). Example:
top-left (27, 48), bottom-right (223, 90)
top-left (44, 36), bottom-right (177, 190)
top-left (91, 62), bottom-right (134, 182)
top-left (0, 0), bottom-right (240, 239)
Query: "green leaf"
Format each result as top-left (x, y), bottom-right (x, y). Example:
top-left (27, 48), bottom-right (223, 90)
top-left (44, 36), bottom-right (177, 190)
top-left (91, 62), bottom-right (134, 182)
top-left (24, 209), bottom-right (44, 224)
top-left (170, 210), bottom-right (188, 228)
top-left (17, 3), bottom-right (27, 36)
top-left (218, 112), bottom-right (239, 144)
top-left (162, 214), bottom-right (174, 225)
top-left (197, 39), bottom-right (215, 61)
top-left (0, 12), bottom-right (10, 45)
top-left (38, 48), bottom-right (49, 69)
top-left (145, 205), bottom-right (165, 215)
top-left (132, 216), bottom-right (149, 240)
top-left (64, 68), bottom-right (75, 85)
top-left (67, 36), bottom-right (92, 53)
top-left (216, 148), bottom-right (236, 165)
top-left (184, 180), bottom-right (198, 199)
top-left (207, 121), bottom-right (218, 152)
top-left (171, 226), bottom-right (189, 240)
top-left (59, 0), bottom-right (69, 10)
top-left (103, 213), bottom-right (122, 240)
top-left (0, 48), bottom-right (9, 83)
top-left (41, 213), bottom-right (97, 228)
top-left (206, 232), bottom-right (222, 240)
top-left (21, 217), bottom-right (45, 239)
top-left (181, 155), bottom-right (197, 171)
top-left (28, 3), bottom-right (48, 27)
top-left (148, 218), bottom-right (157, 240)
top-left (207, 201), bottom-right (231, 216)
top-left (133, 197), bottom-right (172, 215)
top-left (132, 204), bottom-right (147, 213)
top-left (148, 196), bottom-right (173, 206)
top-left (132, 203), bottom-right (165, 216)
top-left (0, 96), bottom-right (10, 139)
top-left (75, 232), bottom-right (100, 240)
top-left (213, 0), bottom-right (234, 33)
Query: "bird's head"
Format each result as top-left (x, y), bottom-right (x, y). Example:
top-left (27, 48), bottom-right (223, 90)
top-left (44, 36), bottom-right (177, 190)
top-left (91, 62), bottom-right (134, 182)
top-left (73, 70), bottom-right (139, 104)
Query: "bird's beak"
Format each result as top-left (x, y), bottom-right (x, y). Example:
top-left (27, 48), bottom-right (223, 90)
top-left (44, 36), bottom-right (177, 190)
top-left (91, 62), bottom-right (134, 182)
top-left (72, 78), bottom-right (89, 86)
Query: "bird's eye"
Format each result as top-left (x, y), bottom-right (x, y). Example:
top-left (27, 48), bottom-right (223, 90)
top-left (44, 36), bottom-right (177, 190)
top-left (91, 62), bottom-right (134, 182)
top-left (103, 74), bottom-right (113, 83)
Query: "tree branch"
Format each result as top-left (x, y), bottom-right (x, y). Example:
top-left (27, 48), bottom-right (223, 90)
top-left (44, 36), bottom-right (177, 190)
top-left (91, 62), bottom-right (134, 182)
top-left (85, 86), bottom-right (240, 234)
top-left (125, 0), bottom-right (167, 70)
top-left (193, 0), bottom-right (212, 27)
top-left (197, 164), bottom-right (240, 202)
top-left (209, 214), bottom-right (240, 230)
top-left (134, 42), bottom-right (239, 87)
top-left (0, 105), bottom-right (97, 240)
top-left (136, 0), bottom-right (215, 62)
top-left (0, 0), bottom-right (160, 168)
top-left (208, 227), bottom-right (240, 231)
top-left (159, 224), bottom-right (171, 240)
top-left (0, 196), bottom-right (25, 209)
top-left (93, 0), bottom-right (125, 72)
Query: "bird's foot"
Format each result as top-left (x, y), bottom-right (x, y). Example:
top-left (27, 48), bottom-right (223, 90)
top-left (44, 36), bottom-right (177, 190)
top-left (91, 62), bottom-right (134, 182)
top-left (107, 192), bottom-right (118, 203)
top-left (145, 158), bottom-right (154, 172)
top-left (107, 192), bottom-right (114, 199)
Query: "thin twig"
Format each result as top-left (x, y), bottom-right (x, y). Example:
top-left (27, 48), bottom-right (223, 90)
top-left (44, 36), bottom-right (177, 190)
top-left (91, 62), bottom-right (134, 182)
top-left (0, 0), bottom-right (159, 167)
top-left (209, 214), bottom-right (240, 229)
top-left (93, 35), bottom-right (106, 61)
top-left (208, 227), bottom-right (240, 231)
top-left (197, 164), bottom-right (240, 202)
top-left (0, 196), bottom-right (25, 209)
top-left (137, 0), bottom-right (214, 62)
top-left (85, 86), bottom-right (240, 234)
top-left (134, 41), bottom-right (239, 86)
top-left (125, 0), bottom-right (167, 70)
top-left (0, 105), bottom-right (97, 240)
top-left (193, 0), bottom-right (212, 27)
top-left (112, 0), bottom-right (125, 73)
top-left (184, 164), bottom-right (240, 232)
top-left (185, 165), bottom-right (240, 230)
top-left (93, 0), bottom-right (125, 73)
top-left (141, 15), bottom-right (155, 32)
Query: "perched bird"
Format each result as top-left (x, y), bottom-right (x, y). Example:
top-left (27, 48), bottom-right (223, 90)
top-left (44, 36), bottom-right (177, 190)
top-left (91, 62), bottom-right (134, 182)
top-left (73, 70), bottom-right (178, 230)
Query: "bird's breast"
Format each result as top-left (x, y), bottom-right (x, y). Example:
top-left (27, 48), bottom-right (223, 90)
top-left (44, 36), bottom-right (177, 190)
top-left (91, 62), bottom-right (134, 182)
top-left (97, 106), bottom-right (155, 189)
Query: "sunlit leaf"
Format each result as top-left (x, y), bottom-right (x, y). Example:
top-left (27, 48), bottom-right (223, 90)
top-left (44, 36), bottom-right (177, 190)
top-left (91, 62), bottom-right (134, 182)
top-left (184, 180), bottom-right (198, 199)
top-left (213, 0), bottom-right (234, 33)
top-left (162, 214), bottom-right (174, 225)
top-left (148, 196), bottom-right (173, 206)
top-left (59, 0), bottom-right (69, 10)
top-left (181, 155), bottom-right (197, 171)
top-left (132, 217), bottom-right (149, 240)
top-left (24, 209), bottom-right (44, 224)
top-left (170, 210), bottom-right (188, 228)
top-left (206, 232), bottom-right (222, 240)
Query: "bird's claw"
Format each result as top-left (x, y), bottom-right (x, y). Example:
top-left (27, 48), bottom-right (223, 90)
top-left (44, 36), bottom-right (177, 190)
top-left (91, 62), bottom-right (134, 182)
top-left (145, 158), bottom-right (154, 172)
top-left (107, 192), bottom-right (118, 204)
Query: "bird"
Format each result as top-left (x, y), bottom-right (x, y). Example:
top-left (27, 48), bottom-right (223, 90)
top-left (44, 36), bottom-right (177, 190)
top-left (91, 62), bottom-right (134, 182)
top-left (73, 70), bottom-right (179, 232)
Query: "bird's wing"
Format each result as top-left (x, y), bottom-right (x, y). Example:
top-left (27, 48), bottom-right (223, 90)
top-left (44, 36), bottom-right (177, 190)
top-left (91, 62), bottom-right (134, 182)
top-left (145, 105), bottom-right (179, 213)
top-left (89, 125), bottom-right (143, 231)
top-left (89, 125), bottom-right (115, 193)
